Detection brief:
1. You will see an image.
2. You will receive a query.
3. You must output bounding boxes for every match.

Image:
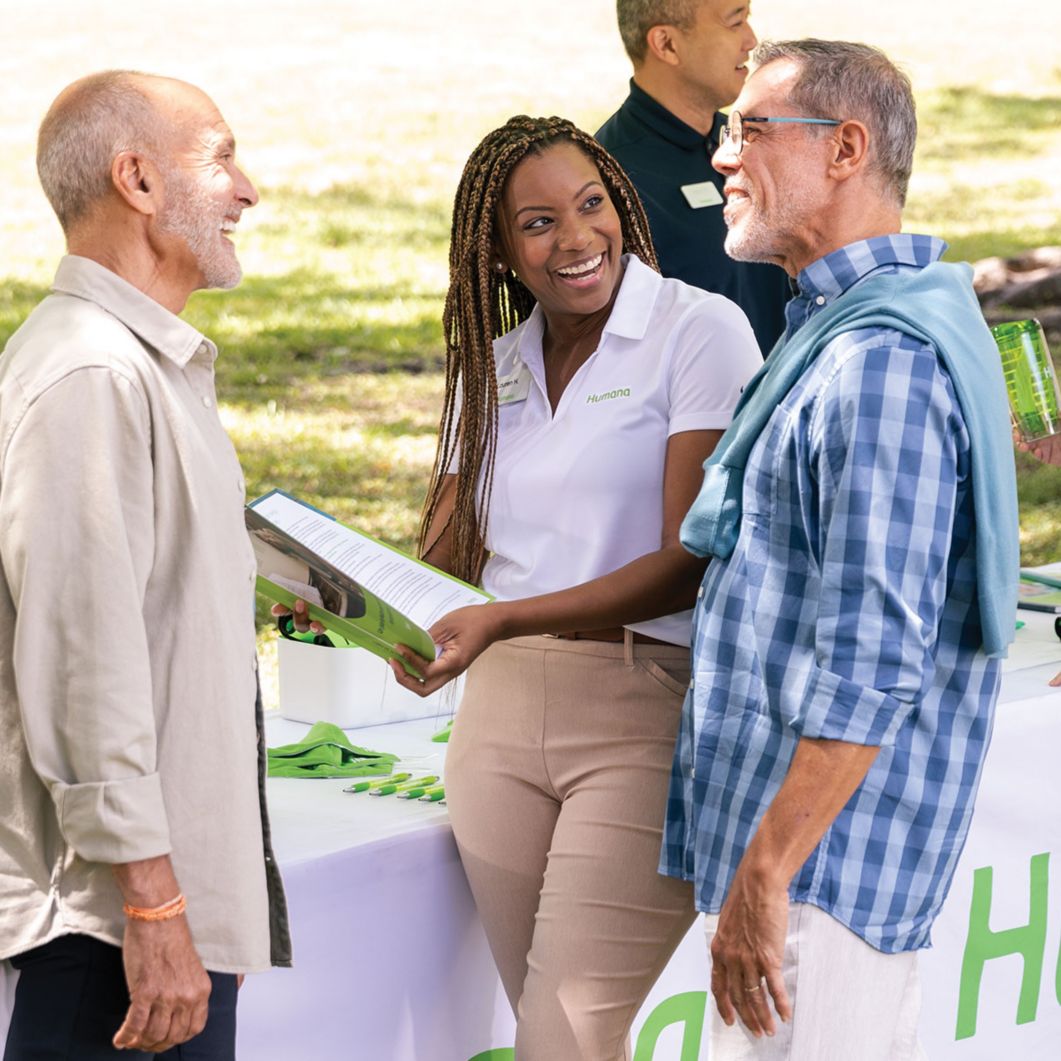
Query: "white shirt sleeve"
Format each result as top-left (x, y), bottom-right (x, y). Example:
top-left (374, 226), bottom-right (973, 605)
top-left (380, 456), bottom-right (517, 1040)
top-left (666, 296), bottom-right (763, 435)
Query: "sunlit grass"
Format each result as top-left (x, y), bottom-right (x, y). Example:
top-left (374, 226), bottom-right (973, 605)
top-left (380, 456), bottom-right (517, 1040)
top-left (220, 373), bottom-right (442, 546)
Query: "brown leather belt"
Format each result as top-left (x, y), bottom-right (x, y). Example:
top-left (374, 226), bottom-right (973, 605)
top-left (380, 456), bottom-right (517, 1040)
top-left (542, 627), bottom-right (673, 647)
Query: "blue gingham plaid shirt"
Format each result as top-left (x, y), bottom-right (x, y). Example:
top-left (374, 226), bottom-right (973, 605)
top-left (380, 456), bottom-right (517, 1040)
top-left (662, 235), bottom-right (1001, 953)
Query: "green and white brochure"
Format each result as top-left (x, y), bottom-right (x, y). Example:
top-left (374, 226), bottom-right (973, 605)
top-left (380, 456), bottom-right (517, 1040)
top-left (246, 490), bottom-right (491, 674)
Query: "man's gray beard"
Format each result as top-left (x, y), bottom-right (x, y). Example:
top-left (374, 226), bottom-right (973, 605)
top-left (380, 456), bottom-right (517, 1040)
top-left (724, 212), bottom-right (780, 264)
top-left (723, 183), bottom-right (820, 265)
top-left (157, 165), bottom-right (242, 290)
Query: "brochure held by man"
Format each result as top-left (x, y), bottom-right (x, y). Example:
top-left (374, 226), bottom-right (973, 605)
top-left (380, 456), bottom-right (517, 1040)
top-left (246, 490), bottom-right (491, 674)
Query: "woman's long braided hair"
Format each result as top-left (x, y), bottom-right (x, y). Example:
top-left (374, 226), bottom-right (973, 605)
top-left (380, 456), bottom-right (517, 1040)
top-left (419, 115), bottom-right (659, 583)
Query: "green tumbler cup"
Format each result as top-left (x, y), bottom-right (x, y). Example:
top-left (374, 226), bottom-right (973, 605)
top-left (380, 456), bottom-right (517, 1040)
top-left (991, 319), bottom-right (1061, 442)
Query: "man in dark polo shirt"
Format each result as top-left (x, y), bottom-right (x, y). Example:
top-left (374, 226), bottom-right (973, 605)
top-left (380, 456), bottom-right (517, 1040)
top-left (597, 1), bottom-right (790, 353)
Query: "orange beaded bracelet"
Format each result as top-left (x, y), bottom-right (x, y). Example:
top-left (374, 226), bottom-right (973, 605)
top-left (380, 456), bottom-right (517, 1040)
top-left (122, 894), bottom-right (187, 922)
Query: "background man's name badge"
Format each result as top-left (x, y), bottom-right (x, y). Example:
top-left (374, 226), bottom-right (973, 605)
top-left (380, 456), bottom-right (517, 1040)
top-left (497, 364), bottom-right (532, 405)
top-left (681, 181), bottom-right (724, 209)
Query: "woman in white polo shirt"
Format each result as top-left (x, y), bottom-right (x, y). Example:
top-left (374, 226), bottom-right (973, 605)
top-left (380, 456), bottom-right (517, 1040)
top-left (391, 116), bottom-right (761, 1057)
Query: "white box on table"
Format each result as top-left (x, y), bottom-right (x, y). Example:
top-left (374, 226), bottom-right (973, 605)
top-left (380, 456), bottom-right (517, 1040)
top-left (277, 638), bottom-right (460, 729)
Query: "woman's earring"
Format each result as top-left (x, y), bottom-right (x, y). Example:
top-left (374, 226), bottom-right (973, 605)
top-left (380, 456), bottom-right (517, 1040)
top-left (495, 262), bottom-right (506, 273)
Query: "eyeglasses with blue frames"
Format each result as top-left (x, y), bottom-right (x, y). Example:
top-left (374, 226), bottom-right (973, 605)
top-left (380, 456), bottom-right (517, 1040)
top-left (719, 111), bottom-right (842, 155)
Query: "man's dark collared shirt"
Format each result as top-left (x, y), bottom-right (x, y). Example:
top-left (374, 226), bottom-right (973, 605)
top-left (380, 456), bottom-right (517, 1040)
top-left (597, 80), bottom-right (790, 355)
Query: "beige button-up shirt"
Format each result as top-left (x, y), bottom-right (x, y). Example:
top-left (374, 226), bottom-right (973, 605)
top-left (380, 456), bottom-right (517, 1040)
top-left (0, 256), bottom-right (290, 973)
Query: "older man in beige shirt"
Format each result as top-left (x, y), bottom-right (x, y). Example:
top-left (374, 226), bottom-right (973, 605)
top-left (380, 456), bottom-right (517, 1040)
top-left (0, 72), bottom-right (289, 1059)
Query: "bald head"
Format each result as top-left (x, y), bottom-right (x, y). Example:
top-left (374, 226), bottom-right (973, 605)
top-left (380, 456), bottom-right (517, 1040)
top-left (37, 70), bottom-right (198, 233)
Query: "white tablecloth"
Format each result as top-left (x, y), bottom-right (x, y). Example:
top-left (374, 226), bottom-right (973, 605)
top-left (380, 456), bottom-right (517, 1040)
top-left (233, 611), bottom-right (1061, 1061)
top-left (238, 716), bottom-right (517, 1060)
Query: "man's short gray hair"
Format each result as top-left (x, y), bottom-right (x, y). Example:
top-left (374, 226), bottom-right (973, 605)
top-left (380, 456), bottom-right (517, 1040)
top-left (616, 0), bottom-right (698, 63)
top-left (37, 70), bottom-right (162, 232)
top-left (753, 40), bottom-right (917, 208)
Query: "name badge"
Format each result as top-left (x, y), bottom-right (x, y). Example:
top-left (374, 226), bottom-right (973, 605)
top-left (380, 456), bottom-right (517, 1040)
top-left (497, 363), bottom-right (532, 405)
top-left (681, 181), bottom-right (724, 209)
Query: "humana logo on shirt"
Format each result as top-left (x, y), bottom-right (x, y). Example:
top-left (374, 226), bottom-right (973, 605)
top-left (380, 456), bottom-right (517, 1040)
top-left (586, 387), bottom-right (632, 405)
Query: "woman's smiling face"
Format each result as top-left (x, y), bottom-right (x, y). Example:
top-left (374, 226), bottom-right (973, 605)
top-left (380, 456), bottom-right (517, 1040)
top-left (496, 141), bottom-right (623, 320)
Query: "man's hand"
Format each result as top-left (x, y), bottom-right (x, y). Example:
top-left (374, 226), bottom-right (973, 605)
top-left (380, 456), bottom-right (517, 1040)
top-left (710, 864), bottom-right (792, 1038)
top-left (707, 739), bottom-right (879, 1037)
top-left (389, 603), bottom-right (507, 696)
top-left (113, 915), bottom-right (211, 1052)
top-left (111, 855), bottom-right (211, 1052)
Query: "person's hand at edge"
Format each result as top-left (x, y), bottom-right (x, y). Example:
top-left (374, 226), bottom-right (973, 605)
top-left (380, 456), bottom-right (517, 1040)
top-left (1013, 428), bottom-right (1061, 467)
top-left (1014, 430), bottom-right (1061, 686)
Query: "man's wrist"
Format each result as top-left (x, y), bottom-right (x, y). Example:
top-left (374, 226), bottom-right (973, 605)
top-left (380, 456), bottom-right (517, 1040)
top-left (738, 852), bottom-right (792, 893)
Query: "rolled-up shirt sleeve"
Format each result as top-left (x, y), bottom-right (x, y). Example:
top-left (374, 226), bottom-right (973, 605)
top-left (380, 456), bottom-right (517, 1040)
top-left (0, 365), bottom-right (171, 863)
top-left (790, 336), bottom-right (964, 746)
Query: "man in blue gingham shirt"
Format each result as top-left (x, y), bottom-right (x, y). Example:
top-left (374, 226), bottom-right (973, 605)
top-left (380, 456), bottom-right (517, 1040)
top-left (666, 227), bottom-right (998, 933)
top-left (665, 41), bottom-right (1017, 1059)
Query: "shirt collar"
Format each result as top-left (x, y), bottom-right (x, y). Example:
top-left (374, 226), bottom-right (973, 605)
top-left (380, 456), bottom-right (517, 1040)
top-left (51, 255), bottom-right (215, 368)
top-left (514, 252), bottom-right (662, 367)
top-left (625, 79), bottom-right (723, 152)
top-left (601, 253), bottom-right (662, 341)
top-left (794, 234), bottom-right (948, 305)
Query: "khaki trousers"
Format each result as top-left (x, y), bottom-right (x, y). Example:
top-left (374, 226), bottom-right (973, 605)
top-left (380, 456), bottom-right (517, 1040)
top-left (446, 634), bottom-right (697, 1061)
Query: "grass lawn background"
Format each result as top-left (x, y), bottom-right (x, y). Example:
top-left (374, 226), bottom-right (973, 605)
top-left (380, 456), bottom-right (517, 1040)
top-left (2, 0), bottom-right (1060, 703)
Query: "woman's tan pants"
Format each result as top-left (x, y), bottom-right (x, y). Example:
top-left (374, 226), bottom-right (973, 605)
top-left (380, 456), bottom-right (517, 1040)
top-left (446, 634), bottom-right (697, 1061)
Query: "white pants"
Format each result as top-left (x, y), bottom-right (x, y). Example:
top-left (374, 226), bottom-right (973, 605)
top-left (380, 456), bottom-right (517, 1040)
top-left (704, 902), bottom-right (927, 1061)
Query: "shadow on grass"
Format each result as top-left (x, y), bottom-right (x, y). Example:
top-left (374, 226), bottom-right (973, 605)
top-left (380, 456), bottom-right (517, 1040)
top-left (257, 183), bottom-right (451, 253)
top-left (942, 228), bottom-right (1061, 265)
top-left (910, 86), bottom-right (1061, 263)
top-left (4, 262), bottom-right (1061, 565)
top-left (238, 431), bottom-right (429, 525)
top-left (1, 272), bottom-right (446, 404)
top-left (184, 270), bottom-right (445, 402)
top-left (1015, 451), bottom-right (1061, 566)
top-left (919, 86), bottom-right (1061, 160)
top-left (267, 183), bottom-right (451, 219)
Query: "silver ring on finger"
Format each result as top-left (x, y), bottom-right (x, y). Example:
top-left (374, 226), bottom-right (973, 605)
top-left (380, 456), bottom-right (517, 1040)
top-left (745, 980), bottom-right (764, 993)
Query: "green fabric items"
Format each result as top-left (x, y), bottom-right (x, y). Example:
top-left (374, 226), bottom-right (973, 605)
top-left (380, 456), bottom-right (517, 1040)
top-left (267, 721), bottom-right (398, 779)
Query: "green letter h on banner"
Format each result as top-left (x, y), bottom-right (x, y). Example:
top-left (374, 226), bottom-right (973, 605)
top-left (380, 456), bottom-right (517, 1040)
top-left (955, 853), bottom-right (1050, 1040)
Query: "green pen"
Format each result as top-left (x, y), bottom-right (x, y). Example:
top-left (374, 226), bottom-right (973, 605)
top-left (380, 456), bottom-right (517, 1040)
top-left (418, 786), bottom-right (446, 803)
top-left (344, 772), bottom-right (412, 794)
top-left (369, 774), bottom-right (440, 797)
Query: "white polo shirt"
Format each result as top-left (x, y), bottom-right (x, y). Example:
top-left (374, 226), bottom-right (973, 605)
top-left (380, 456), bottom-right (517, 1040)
top-left (479, 254), bottom-right (761, 646)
